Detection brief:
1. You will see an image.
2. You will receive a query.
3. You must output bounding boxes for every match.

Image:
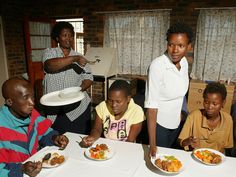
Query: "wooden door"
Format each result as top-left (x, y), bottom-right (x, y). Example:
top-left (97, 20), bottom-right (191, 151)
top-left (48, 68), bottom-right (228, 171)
top-left (24, 18), bottom-right (56, 106)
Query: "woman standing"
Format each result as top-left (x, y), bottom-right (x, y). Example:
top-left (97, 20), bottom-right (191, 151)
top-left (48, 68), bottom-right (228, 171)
top-left (43, 21), bottom-right (93, 134)
top-left (145, 22), bottom-right (193, 156)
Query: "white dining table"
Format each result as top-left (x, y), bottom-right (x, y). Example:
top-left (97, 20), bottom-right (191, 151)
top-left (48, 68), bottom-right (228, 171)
top-left (24, 132), bottom-right (235, 177)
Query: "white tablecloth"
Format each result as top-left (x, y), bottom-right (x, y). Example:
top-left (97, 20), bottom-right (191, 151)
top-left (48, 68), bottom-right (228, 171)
top-left (25, 132), bottom-right (235, 177)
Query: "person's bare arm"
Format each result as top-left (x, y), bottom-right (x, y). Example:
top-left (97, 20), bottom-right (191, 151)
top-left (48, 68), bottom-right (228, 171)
top-left (90, 114), bottom-right (103, 139)
top-left (126, 122), bottom-right (143, 142)
top-left (81, 114), bottom-right (103, 147)
top-left (146, 108), bottom-right (158, 157)
top-left (44, 55), bottom-right (87, 73)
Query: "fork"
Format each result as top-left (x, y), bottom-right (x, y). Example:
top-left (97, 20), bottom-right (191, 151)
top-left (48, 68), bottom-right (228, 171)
top-left (75, 136), bottom-right (83, 144)
top-left (87, 59), bottom-right (101, 64)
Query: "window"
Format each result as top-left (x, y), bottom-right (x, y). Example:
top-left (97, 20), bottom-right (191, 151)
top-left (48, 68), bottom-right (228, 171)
top-left (56, 18), bottom-right (84, 54)
top-left (104, 11), bottom-right (170, 75)
top-left (191, 9), bottom-right (236, 82)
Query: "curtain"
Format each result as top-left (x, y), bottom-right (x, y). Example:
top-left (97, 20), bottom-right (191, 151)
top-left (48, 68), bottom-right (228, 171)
top-left (191, 9), bottom-right (236, 82)
top-left (29, 22), bottom-right (51, 62)
top-left (104, 11), bottom-right (170, 75)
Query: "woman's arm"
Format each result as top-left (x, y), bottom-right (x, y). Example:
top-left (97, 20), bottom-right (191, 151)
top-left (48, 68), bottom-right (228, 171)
top-left (127, 122), bottom-right (143, 142)
top-left (146, 108), bottom-right (158, 157)
top-left (80, 79), bottom-right (93, 91)
top-left (44, 55), bottom-right (87, 73)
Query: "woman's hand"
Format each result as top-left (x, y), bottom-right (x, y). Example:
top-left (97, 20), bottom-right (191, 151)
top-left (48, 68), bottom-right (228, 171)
top-left (22, 161), bottom-right (42, 177)
top-left (80, 136), bottom-right (95, 148)
top-left (52, 135), bottom-right (69, 150)
top-left (75, 56), bottom-right (88, 67)
top-left (149, 146), bottom-right (158, 158)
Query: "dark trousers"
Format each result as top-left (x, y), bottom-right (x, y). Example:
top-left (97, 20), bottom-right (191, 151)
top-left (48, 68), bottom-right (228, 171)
top-left (156, 123), bottom-right (182, 148)
top-left (52, 104), bottom-right (91, 135)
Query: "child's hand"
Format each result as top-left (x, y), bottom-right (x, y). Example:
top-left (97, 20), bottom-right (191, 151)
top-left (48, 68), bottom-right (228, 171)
top-left (189, 136), bottom-right (200, 149)
top-left (53, 135), bottom-right (69, 150)
top-left (80, 136), bottom-right (95, 147)
top-left (183, 136), bottom-right (199, 149)
top-left (22, 161), bottom-right (42, 177)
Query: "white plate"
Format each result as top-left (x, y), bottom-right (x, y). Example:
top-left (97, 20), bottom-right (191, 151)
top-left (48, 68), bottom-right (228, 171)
top-left (84, 145), bottom-right (115, 161)
top-left (37, 150), bottom-right (67, 168)
top-left (40, 87), bottom-right (85, 106)
top-left (193, 148), bottom-right (225, 165)
top-left (150, 154), bottom-right (184, 175)
top-left (59, 87), bottom-right (82, 99)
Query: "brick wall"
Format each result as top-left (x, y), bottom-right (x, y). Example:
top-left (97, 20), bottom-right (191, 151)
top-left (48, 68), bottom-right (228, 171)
top-left (1, 0), bottom-right (235, 78)
top-left (1, 1), bottom-right (28, 77)
top-left (1, 0), bottom-right (236, 103)
top-left (89, 81), bottom-right (104, 105)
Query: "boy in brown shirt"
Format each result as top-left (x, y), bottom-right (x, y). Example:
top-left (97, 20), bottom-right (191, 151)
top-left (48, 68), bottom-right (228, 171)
top-left (178, 82), bottom-right (233, 153)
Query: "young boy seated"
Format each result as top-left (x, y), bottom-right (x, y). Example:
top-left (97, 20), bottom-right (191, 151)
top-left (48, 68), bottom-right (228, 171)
top-left (178, 82), bottom-right (233, 153)
top-left (0, 77), bottom-right (69, 177)
top-left (81, 80), bottom-right (145, 147)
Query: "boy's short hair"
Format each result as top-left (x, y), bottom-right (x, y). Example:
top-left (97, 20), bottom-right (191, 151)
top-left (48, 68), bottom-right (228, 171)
top-left (166, 22), bottom-right (193, 44)
top-left (2, 76), bottom-right (29, 99)
top-left (109, 80), bottom-right (131, 97)
top-left (203, 82), bottom-right (227, 101)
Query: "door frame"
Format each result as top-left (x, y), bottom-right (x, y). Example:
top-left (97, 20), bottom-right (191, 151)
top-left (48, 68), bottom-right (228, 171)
top-left (0, 16), bottom-right (9, 105)
top-left (24, 17), bottom-right (56, 107)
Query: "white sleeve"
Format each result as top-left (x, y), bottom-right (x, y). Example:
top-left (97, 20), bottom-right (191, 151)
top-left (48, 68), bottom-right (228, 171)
top-left (144, 60), bottom-right (163, 108)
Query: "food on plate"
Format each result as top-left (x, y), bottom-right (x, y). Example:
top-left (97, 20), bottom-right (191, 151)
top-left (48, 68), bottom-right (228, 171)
top-left (89, 144), bottom-right (109, 159)
top-left (194, 149), bottom-right (222, 164)
top-left (154, 155), bottom-right (182, 172)
top-left (42, 152), bottom-right (65, 166)
top-left (42, 153), bottom-right (51, 162)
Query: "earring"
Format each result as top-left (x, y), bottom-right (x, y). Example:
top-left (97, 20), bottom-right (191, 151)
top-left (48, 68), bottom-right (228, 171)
top-left (6, 99), bottom-right (12, 106)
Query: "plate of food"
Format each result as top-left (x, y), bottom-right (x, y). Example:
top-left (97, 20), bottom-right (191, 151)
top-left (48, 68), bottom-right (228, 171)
top-left (193, 148), bottom-right (225, 165)
top-left (150, 154), bottom-right (184, 174)
top-left (40, 150), bottom-right (66, 168)
top-left (84, 144), bottom-right (115, 161)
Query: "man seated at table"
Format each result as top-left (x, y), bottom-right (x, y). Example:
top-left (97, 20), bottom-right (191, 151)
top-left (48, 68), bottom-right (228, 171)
top-left (0, 77), bottom-right (69, 177)
top-left (81, 80), bottom-right (145, 147)
top-left (178, 82), bottom-right (233, 153)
